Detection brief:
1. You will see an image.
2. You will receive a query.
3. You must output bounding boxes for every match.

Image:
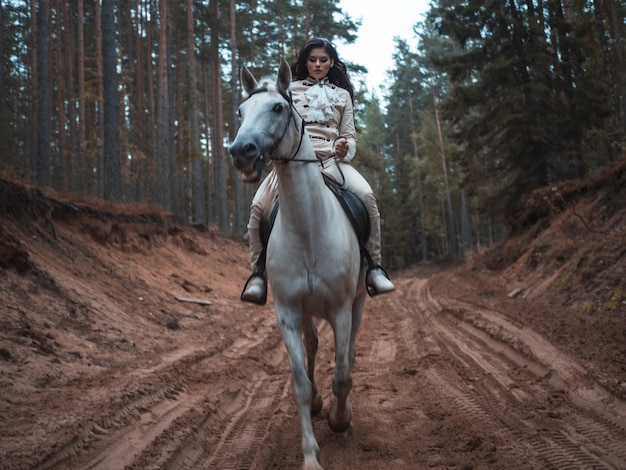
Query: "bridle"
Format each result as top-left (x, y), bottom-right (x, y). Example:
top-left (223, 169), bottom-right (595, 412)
top-left (245, 86), bottom-right (320, 164)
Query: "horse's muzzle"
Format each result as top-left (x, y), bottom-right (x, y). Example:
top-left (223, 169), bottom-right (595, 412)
top-left (229, 141), bottom-right (265, 183)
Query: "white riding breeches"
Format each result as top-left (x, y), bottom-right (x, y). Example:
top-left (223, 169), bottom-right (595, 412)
top-left (247, 158), bottom-right (383, 271)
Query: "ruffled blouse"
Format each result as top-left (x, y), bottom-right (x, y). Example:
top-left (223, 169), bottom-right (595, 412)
top-left (304, 79), bottom-right (340, 122)
top-left (291, 77), bottom-right (357, 161)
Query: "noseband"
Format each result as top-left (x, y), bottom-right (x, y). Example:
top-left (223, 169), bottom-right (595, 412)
top-left (246, 86), bottom-right (319, 164)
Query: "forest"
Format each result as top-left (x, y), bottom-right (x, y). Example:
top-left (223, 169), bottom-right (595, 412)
top-left (0, 0), bottom-right (624, 268)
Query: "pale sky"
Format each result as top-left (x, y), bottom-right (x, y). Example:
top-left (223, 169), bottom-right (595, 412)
top-left (337, 0), bottom-right (431, 95)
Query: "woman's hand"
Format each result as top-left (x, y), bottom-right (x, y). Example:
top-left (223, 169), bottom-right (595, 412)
top-left (335, 138), bottom-right (348, 158)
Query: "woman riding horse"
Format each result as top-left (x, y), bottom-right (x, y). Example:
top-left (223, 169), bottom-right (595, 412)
top-left (230, 55), bottom-right (370, 470)
top-left (241, 38), bottom-right (395, 304)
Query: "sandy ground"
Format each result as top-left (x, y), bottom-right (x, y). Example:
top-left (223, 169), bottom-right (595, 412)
top-left (0, 170), bottom-right (625, 469)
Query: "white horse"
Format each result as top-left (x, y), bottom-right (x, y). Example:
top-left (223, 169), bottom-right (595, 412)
top-left (229, 59), bottom-right (367, 470)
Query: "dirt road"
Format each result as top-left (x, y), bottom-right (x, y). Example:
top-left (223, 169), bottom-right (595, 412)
top-left (20, 275), bottom-right (625, 470)
top-left (1, 175), bottom-right (625, 469)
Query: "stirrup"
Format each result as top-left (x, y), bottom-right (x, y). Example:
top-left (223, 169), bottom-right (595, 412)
top-left (240, 272), bottom-right (268, 305)
top-left (366, 265), bottom-right (394, 297)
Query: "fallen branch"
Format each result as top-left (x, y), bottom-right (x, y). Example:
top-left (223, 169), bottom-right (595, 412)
top-left (175, 296), bottom-right (212, 306)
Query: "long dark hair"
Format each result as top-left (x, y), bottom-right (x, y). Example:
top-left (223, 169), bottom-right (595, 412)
top-left (291, 38), bottom-right (355, 104)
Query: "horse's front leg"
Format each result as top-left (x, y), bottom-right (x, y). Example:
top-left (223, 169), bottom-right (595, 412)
top-left (327, 309), bottom-right (353, 433)
top-left (302, 318), bottom-right (323, 415)
top-left (276, 308), bottom-right (322, 470)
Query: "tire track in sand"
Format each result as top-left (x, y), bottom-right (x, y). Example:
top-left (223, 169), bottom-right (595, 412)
top-left (395, 276), bottom-right (626, 469)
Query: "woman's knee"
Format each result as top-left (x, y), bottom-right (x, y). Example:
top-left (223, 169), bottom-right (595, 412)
top-left (248, 203), bottom-right (263, 230)
top-left (361, 192), bottom-right (380, 218)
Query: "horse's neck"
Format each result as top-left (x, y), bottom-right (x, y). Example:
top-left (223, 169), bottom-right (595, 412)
top-left (274, 140), bottom-right (331, 233)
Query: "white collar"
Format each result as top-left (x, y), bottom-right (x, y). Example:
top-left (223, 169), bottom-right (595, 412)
top-left (304, 78), bottom-right (339, 121)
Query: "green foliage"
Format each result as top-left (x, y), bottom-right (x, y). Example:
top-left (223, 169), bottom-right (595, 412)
top-left (371, 0), bottom-right (625, 262)
top-left (0, 0), bottom-right (624, 266)
top-left (232, 0), bottom-right (359, 78)
top-left (424, 0), bottom-right (624, 225)
top-left (0, 1), bottom-right (31, 167)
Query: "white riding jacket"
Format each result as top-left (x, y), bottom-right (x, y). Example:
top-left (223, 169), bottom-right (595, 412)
top-left (247, 76), bottom-right (378, 259)
top-left (291, 77), bottom-right (357, 161)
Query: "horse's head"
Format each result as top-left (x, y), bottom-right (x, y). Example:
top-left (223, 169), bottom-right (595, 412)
top-left (229, 58), bottom-right (294, 183)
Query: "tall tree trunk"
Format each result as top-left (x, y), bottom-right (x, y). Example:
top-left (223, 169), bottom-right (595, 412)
top-left (609, 1), bottom-right (626, 142)
top-left (167, 11), bottom-right (177, 212)
top-left (117, 0), bottom-right (132, 202)
top-left (62, 0), bottom-right (76, 191)
top-left (432, 86), bottom-right (457, 255)
top-left (77, 0), bottom-right (86, 191)
top-left (303, 0), bottom-right (311, 43)
top-left (0, 4), bottom-right (7, 161)
top-left (156, 0), bottom-right (172, 208)
top-left (203, 60), bottom-right (214, 223)
top-left (29, 0), bottom-right (38, 173)
top-left (131, 0), bottom-right (143, 201)
top-left (548, 0), bottom-right (586, 178)
top-left (230, 0), bottom-right (246, 234)
top-left (173, 41), bottom-right (184, 216)
top-left (188, 0), bottom-right (205, 224)
top-left (146, 0), bottom-right (157, 201)
top-left (36, 0), bottom-right (51, 186)
top-left (54, 0), bottom-right (68, 190)
top-left (210, 0), bottom-right (227, 230)
top-left (171, 44), bottom-right (181, 214)
top-left (95, 0), bottom-right (104, 196)
top-left (522, 0), bottom-right (551, 181)
top-left (407, 88), bottom-right (427, 261)
top-left (459, 181), bottom-right (473, 254)
top-left (593, 0), bottom-right (622, 155)
top-left (102, 0), bottom-right (121, 201)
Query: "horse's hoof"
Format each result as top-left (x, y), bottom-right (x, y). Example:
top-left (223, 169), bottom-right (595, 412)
top-left (311, 393), bottom-right (323, 416)
top-left (327, 401), bottom-right (352, 433)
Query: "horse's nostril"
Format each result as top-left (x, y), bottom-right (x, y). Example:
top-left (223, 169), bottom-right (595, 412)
top-left (244, 143), bottom-right (258, 156)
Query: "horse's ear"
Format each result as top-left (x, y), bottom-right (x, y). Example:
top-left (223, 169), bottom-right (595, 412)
top-left (277, 58), bottom-right (292, 93)
top-left (241, 66), bottom-right (258, 95)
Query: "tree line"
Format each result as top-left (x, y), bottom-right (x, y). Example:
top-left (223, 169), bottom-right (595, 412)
top-left (0, 0), bottom-right (623, 268)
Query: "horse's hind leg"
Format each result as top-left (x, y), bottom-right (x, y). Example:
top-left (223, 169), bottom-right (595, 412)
top-left (276, 309), bottom-right (322, 469)
top-left (302, 318), bottom-right (323, 415)
top-left (327, 310), bottom-right (353, 433)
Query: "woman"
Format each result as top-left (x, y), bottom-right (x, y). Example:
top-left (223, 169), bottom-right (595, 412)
top-left (241, 38), bottom-right (394, 304)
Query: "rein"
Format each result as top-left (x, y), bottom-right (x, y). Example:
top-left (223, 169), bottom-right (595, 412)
top-left (247, 86), bottom-right (319, 164)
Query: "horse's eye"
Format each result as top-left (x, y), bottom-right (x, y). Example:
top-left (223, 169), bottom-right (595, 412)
top-left (273, 104), bottom-right (283, 113)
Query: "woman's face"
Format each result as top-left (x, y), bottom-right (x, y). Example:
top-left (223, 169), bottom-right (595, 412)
top-left (306, 47), bottom-right (334, 80)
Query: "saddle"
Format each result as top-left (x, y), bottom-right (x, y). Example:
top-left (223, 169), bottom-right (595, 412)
top-left (255, 175), bottom-right (373, 276)
top-left (323, 175), bottom-right (371, 246)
